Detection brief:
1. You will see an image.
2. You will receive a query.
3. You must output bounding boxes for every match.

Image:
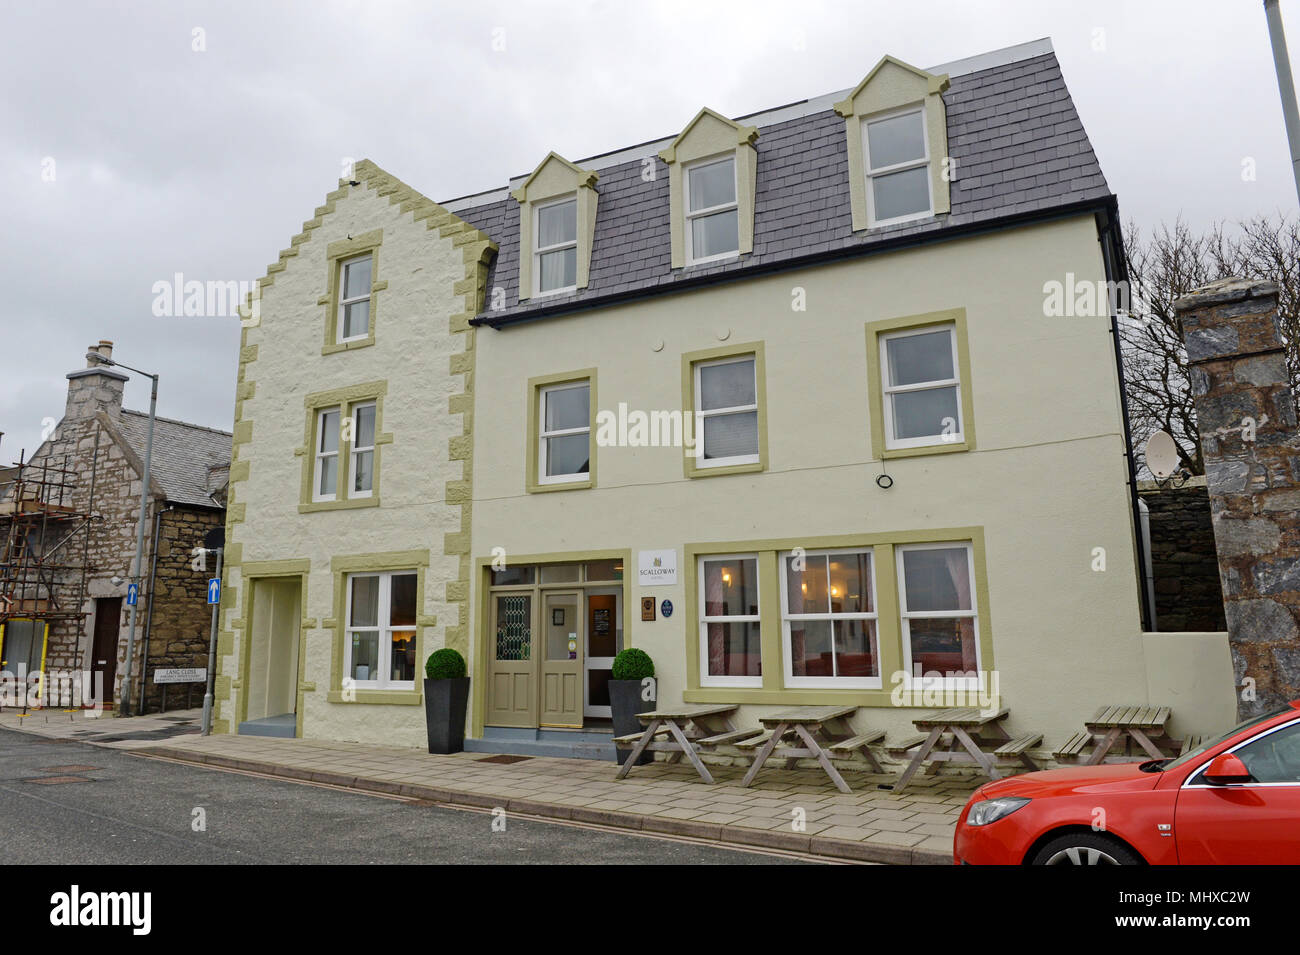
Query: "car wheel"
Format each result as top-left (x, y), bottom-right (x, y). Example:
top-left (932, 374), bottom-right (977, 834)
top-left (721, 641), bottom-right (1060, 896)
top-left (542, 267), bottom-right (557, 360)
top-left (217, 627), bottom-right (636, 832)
top-left (1030, 833), bottom-right (1142, 865)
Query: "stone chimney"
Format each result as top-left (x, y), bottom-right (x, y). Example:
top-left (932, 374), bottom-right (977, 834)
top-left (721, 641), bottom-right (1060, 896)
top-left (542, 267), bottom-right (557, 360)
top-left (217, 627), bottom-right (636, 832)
top-left (1175, 278), bottom-right (1300, 718)
top-left (64, 339), bottom-right (127, 422)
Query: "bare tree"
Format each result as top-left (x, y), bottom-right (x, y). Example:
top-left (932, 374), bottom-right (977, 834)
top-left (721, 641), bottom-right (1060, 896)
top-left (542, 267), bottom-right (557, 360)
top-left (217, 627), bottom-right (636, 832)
top-left (1120, 215), bottom-right (1300, 475)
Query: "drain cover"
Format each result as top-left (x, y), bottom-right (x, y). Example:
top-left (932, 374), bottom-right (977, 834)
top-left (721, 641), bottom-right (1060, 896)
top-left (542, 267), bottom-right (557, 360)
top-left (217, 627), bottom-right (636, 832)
top-left (476, 754), bottom-right (533, 764)
top-left (23, 775), bottom-right (91, 785)
top-left (39, 765), bottom-right (99, 773)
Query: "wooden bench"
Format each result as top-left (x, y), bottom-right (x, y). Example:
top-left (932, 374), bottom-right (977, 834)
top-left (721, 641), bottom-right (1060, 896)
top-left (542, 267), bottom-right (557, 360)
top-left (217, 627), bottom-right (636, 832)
top-left (613, 727), bottom-right (671, 746)
top-left (993, 733), bottom-right (1042, 771)
top-left (887, 732), bottom-right (949, 756)
top-left (826, 729), bottom-right (886, 754)
top-left (826, 729), bottom-right (886, 772)
top-left (696, 728), bottom-right (764, 748)
top-left (1179, 734), bottom-right (1204, 756)
top-left (1053, 730), bottom-right (1093, 761)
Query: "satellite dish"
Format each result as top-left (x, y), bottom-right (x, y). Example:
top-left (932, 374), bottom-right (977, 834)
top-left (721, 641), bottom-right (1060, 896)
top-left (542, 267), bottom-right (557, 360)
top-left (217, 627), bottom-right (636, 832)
top-left (1144, 431), bottom-right (1180, 479)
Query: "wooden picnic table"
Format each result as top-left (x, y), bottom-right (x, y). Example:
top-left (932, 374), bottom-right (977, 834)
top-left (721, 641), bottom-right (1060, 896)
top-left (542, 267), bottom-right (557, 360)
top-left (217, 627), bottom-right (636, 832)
top-left (613, 704), bottom-right (740, 784)
top-left (1081, 704), bottom-right (1175, 764)
top-left (893, 707), bottom-right (1041, 792)
top-left (738, 704), bottom-right (883, 794)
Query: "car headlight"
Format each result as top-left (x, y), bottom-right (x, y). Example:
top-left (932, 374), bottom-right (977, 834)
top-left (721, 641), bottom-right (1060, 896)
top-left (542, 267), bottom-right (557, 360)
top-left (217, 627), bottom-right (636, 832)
top-left (966, 796), bottom-right (1031, 826)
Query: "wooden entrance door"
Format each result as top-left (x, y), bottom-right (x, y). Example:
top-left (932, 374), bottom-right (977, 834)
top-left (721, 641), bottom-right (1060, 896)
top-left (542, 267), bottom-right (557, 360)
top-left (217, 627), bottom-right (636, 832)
top-left (486, 592), bottom-right (535, 727)
top-left (540, 591), bottom-right (582, 727)
top-left (92, 597), bottom-right (122, 705)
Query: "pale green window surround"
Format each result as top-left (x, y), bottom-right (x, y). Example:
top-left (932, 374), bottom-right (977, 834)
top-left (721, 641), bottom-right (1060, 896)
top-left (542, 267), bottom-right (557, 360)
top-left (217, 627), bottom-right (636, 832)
top-left (834, 56), bottom-right (951, 233)
top-left (682, 528), bottom-right (993, 708)
top-left (325, 549), bottom-right (432, 705)
top-left (512, 153), bottom-right (599, 301)
top-left (297, 380), bottom-right (393, 512)
top-left (319, 229), bottom-right (387, 354)
top-left (526, 369), bottom-right (597, 493)
top-left (865, 308), bottom-right (975, 460)
top-left (681, 341), bottom-right (767, 479)
top-left (658, 108), bottom-right (759, 270)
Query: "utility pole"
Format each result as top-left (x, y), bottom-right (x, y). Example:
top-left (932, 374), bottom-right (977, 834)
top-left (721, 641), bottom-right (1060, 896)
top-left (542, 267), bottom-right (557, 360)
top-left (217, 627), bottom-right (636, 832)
top-left (1266, 0), bottom-right (1300, 202)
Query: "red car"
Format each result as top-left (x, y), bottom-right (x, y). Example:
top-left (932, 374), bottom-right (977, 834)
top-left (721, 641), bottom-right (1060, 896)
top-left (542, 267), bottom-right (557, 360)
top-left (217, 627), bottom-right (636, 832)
top-left (953, 700), bottom-right (1300, 864)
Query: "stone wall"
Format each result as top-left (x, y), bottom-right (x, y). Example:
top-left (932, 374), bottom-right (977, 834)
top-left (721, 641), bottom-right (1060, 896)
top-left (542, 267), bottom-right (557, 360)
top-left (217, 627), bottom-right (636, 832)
top-left (1138, 480), bottom-right (1226, 632)
top-left (139, 504), bottom-right (225, 712)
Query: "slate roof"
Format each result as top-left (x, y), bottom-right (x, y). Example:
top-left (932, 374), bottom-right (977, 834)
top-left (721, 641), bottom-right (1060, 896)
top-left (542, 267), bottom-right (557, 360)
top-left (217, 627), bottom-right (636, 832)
top-left (116, 410), bottom-right (232, 509)
top-left (453, 43), bottom-right (1112, 326)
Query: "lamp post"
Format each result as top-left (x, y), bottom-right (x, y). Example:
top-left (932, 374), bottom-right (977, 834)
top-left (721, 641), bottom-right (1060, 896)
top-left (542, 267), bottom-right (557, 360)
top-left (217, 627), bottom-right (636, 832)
top-left (86, 350), bottom-right (157, 718)
top-left (1265, 0), bottom-right (1300, 203)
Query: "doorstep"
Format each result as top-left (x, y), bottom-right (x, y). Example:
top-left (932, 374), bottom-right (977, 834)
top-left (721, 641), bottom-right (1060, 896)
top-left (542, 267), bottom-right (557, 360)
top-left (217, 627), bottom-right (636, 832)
top-left (131, 733), bottom-right (969, 864)
top-left (463, 725), bottom-right (617, 761)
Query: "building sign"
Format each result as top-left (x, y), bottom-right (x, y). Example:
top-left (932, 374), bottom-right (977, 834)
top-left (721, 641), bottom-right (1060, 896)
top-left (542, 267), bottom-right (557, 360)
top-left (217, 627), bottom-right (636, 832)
top-left (660, 599), bottom-right (673, 618)
top-left (640, 596), bottom-right (656, 621)
top-left (153, 667), bottom-right (207, 684)
top-left (637, 549), bottom-right (677, 587)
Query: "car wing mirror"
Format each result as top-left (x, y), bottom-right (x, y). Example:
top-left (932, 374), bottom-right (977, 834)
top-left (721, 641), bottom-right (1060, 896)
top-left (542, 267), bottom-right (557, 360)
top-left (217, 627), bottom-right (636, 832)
top-left (1203, 752), bottom-right (1252, 785)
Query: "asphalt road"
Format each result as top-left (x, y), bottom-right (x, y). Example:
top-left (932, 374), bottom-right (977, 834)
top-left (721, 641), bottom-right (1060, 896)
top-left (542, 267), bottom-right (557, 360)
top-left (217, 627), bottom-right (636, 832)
top-left (0, 728), bottom-right (806, 865)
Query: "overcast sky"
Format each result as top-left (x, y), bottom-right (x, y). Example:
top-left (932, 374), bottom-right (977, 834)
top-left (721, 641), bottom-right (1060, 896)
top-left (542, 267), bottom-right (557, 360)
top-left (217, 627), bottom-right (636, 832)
top-left (3, 0), bottom-right (1297, 459)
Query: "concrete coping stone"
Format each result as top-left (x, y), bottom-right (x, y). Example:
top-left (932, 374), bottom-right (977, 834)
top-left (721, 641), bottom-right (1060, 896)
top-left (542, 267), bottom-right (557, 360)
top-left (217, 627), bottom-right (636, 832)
top-left (1174, 277), bottom-right (1280, 312)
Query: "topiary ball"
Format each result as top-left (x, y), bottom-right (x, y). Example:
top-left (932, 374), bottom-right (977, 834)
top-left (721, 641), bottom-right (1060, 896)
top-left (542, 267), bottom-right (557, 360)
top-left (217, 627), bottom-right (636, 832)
top-left (611, 647), bottom-right (654, 681)
top-left (425, 648), bottom-right (467, 680)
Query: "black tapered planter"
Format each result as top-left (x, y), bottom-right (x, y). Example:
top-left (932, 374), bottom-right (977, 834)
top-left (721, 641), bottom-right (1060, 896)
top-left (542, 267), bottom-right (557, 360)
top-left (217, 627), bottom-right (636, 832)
top-left (424, 677), bottom-right (470, 754)
top-left (609, 678), bottom-right (656, 765)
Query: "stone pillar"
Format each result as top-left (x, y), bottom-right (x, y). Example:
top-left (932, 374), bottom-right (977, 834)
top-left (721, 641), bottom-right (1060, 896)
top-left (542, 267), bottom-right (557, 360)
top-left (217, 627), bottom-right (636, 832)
top-left (1175, 278), bottom-right (1300, 718)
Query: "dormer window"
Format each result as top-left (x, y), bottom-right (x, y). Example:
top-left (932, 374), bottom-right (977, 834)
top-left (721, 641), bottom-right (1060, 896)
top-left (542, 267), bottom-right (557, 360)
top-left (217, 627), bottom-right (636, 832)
top-left (685, 156), bottom-right (739, 264)
top-left (659, 108), bottom-right (758, 270)
top-left (864, 107), bottom-right (932, 225)
top-left (512, 153), bottom-right (599, 303)
top-left (535, 197), bottom-right (578, 295)
top-left (834, 56), bottom-right (951, 233)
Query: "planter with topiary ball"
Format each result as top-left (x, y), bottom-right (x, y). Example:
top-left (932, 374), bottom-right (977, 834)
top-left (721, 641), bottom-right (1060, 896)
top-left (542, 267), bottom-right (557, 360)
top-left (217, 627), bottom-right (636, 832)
top-left (609, 648), bottom-right (657, 765)
top-left (423, 648), bottom-right (470, 755)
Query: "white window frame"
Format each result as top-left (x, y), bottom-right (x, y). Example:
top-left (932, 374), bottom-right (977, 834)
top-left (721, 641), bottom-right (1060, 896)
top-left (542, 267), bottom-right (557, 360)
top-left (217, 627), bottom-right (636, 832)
top-left (538, 380), bottom-right (590, 485)
top-left (343, 570), bottom-right (418, 691)
top-left (863, 105), bottom-right (933, 228)
top-left (684, 154), bottom-right (740, 265)
top-left (336, 253), bottom-right (373, 343)
top-left (879, 324), bottom-right (962, 450)
top-left (312, 407), bottom-right (340, 502)
top-left (348, 401), bottom-right (376, 499)
top-left (693, 355), bottom-right (759, 468)
top-left (779, 547), bottom-right (881, 689)
top-left (533, 195), bottom-right (578, 297)
top-left (698, 553), bottom-right (762, 688)
top-left (897, 541), bottom-right (980, 690)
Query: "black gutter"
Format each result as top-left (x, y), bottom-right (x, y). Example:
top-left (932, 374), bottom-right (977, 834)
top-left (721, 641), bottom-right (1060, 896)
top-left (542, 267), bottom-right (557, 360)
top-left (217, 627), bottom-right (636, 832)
top-left (1095, 197), bottom-right (1152, 633)
top-left (471, 196), bottom-right (1118, 329)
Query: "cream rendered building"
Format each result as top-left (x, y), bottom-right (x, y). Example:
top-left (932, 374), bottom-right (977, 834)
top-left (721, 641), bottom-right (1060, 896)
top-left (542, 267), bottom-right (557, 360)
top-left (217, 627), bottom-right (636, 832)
top-left (217, 38), bottom-right (1235, 754)
top-left (214, 161), bottom-right (492, 743)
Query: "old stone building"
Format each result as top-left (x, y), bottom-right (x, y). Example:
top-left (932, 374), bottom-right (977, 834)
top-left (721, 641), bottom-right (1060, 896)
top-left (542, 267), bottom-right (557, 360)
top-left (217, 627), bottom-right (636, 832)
top-left (0, 341), bottom-right (230, 713)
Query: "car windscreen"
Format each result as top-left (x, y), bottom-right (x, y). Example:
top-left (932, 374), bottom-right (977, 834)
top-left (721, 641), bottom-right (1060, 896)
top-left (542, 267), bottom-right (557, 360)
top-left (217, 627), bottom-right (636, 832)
top-left (1161, 705), bottom-right (1292, 771)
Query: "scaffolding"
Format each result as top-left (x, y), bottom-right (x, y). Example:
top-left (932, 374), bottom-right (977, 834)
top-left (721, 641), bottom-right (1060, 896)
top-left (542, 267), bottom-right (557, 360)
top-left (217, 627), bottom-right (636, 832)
top-left (0, 435), bottom-right (99, 706)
